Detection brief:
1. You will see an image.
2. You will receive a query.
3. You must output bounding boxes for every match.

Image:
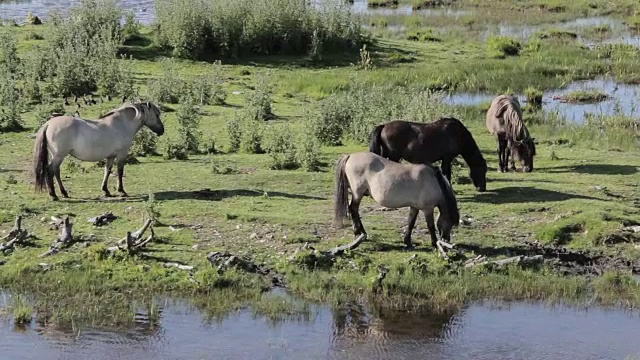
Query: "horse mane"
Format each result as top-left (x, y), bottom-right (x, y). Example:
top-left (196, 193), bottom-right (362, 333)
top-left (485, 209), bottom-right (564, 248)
top-left (497, 95), bottom-right (529, 142)
top-left (99, 102), bottom-right (149, 122)
top-left (441, 117), bottom-right (486, 169)
top-left (433, 166), bottom-right (460, 224)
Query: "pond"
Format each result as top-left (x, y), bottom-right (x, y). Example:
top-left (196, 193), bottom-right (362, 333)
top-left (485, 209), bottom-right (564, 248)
top-left (0, 0), bottom-right (156, 25)
top-left (2, 291), bottom-right (640, 360)
top-left (445, 78), bottom-right (640, 124)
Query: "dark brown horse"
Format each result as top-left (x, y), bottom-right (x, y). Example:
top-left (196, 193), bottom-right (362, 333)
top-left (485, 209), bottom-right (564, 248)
top-left (368, 117), bottom-right (487, 192)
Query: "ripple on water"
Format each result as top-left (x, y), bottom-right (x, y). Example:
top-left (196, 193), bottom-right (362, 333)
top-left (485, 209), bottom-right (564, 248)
top-left (2, 293), bottom-right (640, 359)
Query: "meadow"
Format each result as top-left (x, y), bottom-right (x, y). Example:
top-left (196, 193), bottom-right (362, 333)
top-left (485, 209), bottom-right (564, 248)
top-left (0, 0), bottom-right (639, 326)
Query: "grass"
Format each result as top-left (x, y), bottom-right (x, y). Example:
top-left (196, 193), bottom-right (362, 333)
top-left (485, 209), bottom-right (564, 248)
top-left (0, 0), bottom-right (639, 328)
top-left (557, 89), bottom-right (610, 103)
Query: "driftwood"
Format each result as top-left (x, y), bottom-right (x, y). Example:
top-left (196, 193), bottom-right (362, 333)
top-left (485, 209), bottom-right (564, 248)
top-left (207, 251), bottom-right (284, 286)
top-left (372, 265), bottom-right (389, 293)
top-left (328, 233), bottom-right (367, 256)
top-left (109, 219), bottom-right (154, 254)
top-left (464, 255), bottom-right (544, 268)
top-left (0, 216), bottom-right (31, 254)
top-left (40, 216), bottom-right (74, 257)
top-left (88, 211), bottom-right (118, 226)
top-left (48, 216), bottom-right (64, 230)
top-left (162, 262), bottom-right (194, 271)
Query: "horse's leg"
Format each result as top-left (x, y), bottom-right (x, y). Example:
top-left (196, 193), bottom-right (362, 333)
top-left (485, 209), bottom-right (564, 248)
top-left (54, 165), bottom-right (69, 198)
top-left (115, 158), bottom-right (128, 197)
top-left (348, 194), bottom-right (366, 238)
top-left (497, 137), bottom-right (507, 173)
top-left (424, 210), bottom-right (439, 248)
top-left (101, 157), bottom-right (115, 197)
top-left (441, 157), bottom-right (453, 183)
top-left (506, 145), bottom-right (516, 171)
top-left (403, 207), bottom-right (419, 250)
top-left (46, 164), bottom-right (58, 201)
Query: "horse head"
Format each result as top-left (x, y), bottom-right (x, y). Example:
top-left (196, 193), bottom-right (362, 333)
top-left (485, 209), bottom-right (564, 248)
top-left (141, 101), bottom-right (165, 136)
top-left (512, 137), bottom-right (536, 172)
top-left (469, 161), bottom-right (487, 192)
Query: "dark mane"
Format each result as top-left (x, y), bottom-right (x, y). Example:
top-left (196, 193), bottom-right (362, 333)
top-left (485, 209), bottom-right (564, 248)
top-left (441, 117), bottom-right (487, 169)
top-left (98, 110), bottom-right (116, 119)
top-left (433, 166), bottom-right (460, 224)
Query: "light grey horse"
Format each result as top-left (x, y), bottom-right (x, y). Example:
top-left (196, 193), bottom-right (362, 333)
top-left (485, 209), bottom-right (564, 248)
top-left (33, 102), bottom-right (164, 201)
top-left (333, 151), bottom-right (459, 256)
top-left (486, 95), bottom-right (536, 173)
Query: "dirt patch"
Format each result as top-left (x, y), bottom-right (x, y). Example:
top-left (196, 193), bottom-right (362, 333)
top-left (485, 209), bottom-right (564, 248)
top-left (457, 240), bottom-right (640, 276)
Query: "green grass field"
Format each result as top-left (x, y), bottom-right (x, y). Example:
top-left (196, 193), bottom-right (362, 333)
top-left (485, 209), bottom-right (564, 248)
top-left (1, 0), bottom-right (640, 325)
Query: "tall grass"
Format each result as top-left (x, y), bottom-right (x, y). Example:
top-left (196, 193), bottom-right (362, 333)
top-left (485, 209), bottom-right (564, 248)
top-left (155, 0), bottom-right (365, 60)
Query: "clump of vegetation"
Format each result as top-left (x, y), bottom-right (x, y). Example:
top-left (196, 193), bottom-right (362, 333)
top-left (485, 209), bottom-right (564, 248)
top-left (625, 16), bottom-right (640, 32)
top-left (9, 295), bottom-right (33, 325)
top-left (226, 113), bottom-right (242, 153)
top-left (264, 123), bottom-right (299, 170)
top-left (155, 0), bottom-right (364, 60)
top-left (33, 101), bottom-right (64, 127)
top-left (147, 58), bottom-right (183, 104)
top-left (239, 108), bottom-right (266, 154)
top-left (368, 0), bottom-right (399, 8)
top-left (536, 29), bottom-right (578, 40)
top-left (182, 61), bottom-right (227, 106)
top-left (525, 87), bottom-right (544, 108)
top-left (163, 139), bottom-right (189, 160)
top-left (245, 73), bottom-right (274, 121)
top-left (558, 90), bottom-right (609, 103)
top-left (176, 95), bottom-right (202, 154)
top-left (406, 29), bottom-right (442, 42)
top-left (486, 35), bottom-right (521, 58)
top-left (130, 128), bottom-right (159, 157)
top-left (145, 192), bottom-right (161, 225)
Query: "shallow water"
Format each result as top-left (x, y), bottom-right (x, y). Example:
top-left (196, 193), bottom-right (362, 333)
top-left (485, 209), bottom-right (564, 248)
top-left (445, 78), bottom-right (640, 124)
top-left (0, 0), bottom-right (156, 25)
top-left (2, 292), bottom-right (640, 360)
top-left (350, 0), bottom-right (467, 16)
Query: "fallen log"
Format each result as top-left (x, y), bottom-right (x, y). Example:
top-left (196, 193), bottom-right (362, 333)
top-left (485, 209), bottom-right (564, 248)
top-left (328, 233), bottom-right (367, 256)
top-left (0, 216), bottom-right (31, 254)
top-left (40, 216), bottom-right (75, 257)
top-left (464, 255), bottom-right (544, 268)
top-left (88, 211), bottom-right (118, 226)
top-left (207, 251), bottom-right (285, 286)
top-left (162, 262), bottom-right (194, 271)
top-left (108, 219), bottom-right (155, 254)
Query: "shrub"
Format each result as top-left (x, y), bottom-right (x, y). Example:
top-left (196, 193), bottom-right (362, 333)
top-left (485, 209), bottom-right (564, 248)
top-left (239, 108), bottom-right (265, 153)
top-left (226, 112), bottom-right (242, 152)
top-left (33, 101), bottom-right (65, 128)
top-left (176, 95), bottom-right (202, 153)
top-left (525, 87), bottom-right (543, 108)
top-left (155, 0), bottom-right (364, 60)
top-left (297, 111), bottom-right (322, 171)
top-left (164, 139), bottom-right (189, 160)
top-left (487, 35), bottom-right (521, 58)
top-left (245, 73), bottom-right (274, 120)
top-left (147, 58), bottom-right (183, 104)
top-left (264, 123), bottom-right (299, 170)
top-left (130, 128), bottom-right (159, 156)
top-left (182, 62), bottom-right (227, 106)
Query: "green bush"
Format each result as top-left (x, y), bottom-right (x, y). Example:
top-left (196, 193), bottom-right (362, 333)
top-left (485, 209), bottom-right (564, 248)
top-left (147, 58), bottom-right (183, 104)
top-left (245, 73), bottom-right (274, 121)
top-left (226, 112), bottom-right (242, 153)
top-left (487, 35), bottom-right (521, 58)
top-left (164, 139), bottom-right (189, 160)
top-left (130, 128), bottom-right (159, 156)
top-left (155, 0), bottom-right (364, 60)
top-left (239, 108), bottom-right (265, 154)
top-left (176, 95), bottom-right (202, 153)
top-left (33, 101), bottom-right (65, 128)
top-left (525, 87), bottom-right (543, 107)
top-left (264, 123), bottom-right (299, 170)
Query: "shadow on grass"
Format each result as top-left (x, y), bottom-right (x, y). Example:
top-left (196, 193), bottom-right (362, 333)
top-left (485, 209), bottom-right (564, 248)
top-left (544, 164), bottom-right (638, 175)
top-left (469, 186), bottom-right (601, 204)
top-left (154, 188), bottom-right (326, 201)
top-left (62, 194), bottom-right (148, 204)
top-left (0, 168), bottom-right (25, 173)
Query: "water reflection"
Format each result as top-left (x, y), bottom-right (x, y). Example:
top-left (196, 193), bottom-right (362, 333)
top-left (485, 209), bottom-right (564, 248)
top-left (3, 292), bottom-right (640, 360)
top-left (445, 78), bottom-right (640, 124)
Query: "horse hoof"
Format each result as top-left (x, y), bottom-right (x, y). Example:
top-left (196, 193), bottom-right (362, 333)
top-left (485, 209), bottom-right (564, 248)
top-left (404, 245), bottom-right (415, 251)
top-left (61, 193), bottom-right (69, 198)
top-left (51, 196), bottom-right (59, 202)
top-left (119, 192), bottom-right (129, 198)
top-left (104, 192), bottom-right (113, 198)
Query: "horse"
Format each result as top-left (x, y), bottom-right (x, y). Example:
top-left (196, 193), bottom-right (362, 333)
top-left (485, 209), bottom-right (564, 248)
top-left (486, 95), bottom-right (536, 173)
top-left (333, 151), bottom-right (460, 256)
top-left (368, 117), bottom-right (487, 192)
top-left (33, 101), bottom-right (164, 201)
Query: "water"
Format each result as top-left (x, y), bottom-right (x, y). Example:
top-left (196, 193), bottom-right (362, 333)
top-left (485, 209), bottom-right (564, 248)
top-left (0, 0), bottom-right (156, 25)
top-left (350, 0), bottom-right (467, 16)
top-left (445, 78), bottom-right (640, 124)
top-left (2, 292), bottom-right (640, 360)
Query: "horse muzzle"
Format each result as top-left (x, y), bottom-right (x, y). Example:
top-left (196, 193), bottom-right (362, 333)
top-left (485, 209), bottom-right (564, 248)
top-left (153, 126), bottom-right (165, 136)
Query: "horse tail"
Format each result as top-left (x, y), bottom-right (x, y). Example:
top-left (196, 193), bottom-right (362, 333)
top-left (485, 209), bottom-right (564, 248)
top-left (333, 154), bottom-right (351, 228)
top-left (434, 166), bottom-right (460, 225)
top-left (33, 123), bottom-right (50, 193)
top-left (368, 124), bottom-right (386, 157)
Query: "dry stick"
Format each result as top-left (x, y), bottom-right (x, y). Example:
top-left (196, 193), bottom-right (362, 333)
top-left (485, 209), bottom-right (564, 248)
top-left (40, 216), bottom-right (74, 257)
top-left (0, 216), bottom-right (30, 254)
top-left (464, 255), bottom-right (544, 268)
top-left (327, 233), bottom-right (367, 256)
top-left (110, 219), bottom-right (154, 254)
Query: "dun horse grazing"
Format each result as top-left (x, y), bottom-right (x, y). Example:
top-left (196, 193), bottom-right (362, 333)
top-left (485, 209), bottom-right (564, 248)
top-left (33, 102), bottom-right (165, 201)
top-left (369, 118), bottom-right (487, 192)
top-left (486, 95), bottom-right (536, 173)
top-left (333, 152), bottom-right (460, 256)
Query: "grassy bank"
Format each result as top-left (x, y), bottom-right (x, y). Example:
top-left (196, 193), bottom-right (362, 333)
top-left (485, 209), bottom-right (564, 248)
top-left (0, 0), bottom-right (639, 328)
